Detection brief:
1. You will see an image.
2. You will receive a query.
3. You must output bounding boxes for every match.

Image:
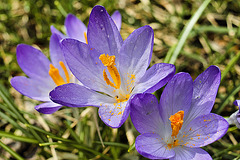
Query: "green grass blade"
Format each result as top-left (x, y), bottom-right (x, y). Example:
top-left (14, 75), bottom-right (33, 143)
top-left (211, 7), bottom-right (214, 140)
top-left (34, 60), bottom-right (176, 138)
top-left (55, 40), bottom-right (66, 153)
top-left (0, 131), bottom-right (39, 144)
top-left (0, 84), bottom-right (43, 142)
top-left (168, 0), bottom-right (211, 64)
top-left (39, 142), bottom-right (112, 160)
top-left (221, 51), bottom-right (240, 81)
top-left (216, 82), bottom-right (240, 114)
top-left (94, 141), bottom-right (128, 148)
top-left (0, 140), bottom-right (25, 160)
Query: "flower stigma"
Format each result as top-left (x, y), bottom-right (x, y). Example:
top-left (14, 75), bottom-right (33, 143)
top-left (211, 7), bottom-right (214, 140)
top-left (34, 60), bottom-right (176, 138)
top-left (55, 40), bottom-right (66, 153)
top-left (99, 54), bottom-right (131, 103)
top-left (49, 61), bottom-right (70, 86)
top-left (99, 54), bottom-right (121, 89)
top-left (166, 110), bottom-right (184, 149)
top-left (169, 110), bottom-right (184, 138)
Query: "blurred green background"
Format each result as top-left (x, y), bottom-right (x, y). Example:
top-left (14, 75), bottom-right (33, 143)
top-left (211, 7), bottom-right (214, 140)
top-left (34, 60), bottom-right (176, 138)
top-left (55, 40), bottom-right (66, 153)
top-left (0, 0), bottom-right (240, 159)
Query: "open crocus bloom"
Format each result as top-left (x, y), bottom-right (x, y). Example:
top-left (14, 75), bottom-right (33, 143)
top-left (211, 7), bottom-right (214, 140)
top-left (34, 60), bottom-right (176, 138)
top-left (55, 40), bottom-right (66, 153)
top-left (130, 66), bottom-right (229, 160)
top-left (50, 10), bottom-right (121, 43)
top-left (227, 100), bottom-right (240, 128)
top-left (10, 33), bottom-right (75, 114)
top-left (50, 5), bottom-right (175, 128)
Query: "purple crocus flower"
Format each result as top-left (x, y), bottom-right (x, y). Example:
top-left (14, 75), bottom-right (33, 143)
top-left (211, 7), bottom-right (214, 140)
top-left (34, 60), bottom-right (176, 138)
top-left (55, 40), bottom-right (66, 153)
top-left (227, 100), bottom-right (240, 128)
top-left (130, 66), bottom-right (229, 159)
top-left (50, 10), bottom-right (122, 43)
top-left (50, 5), bottom-right (176, 128)
top-left (10, 33), bottom-right (74, 114)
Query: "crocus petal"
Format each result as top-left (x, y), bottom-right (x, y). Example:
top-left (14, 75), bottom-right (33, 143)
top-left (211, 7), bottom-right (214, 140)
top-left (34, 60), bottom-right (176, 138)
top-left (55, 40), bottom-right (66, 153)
top-left (88, 5), bottom-right (123, 60)
top-left (50, 25), bottom-right (66, 39)
top-left (11, 76), bottom-right (52, 101)
top-left (135, 133), bottom-right (175, 159)
top-left (171, 147), bottom-right (212, 160)
top-left (65, 14), bottom-right (87, 42)
top-left (237, 112), bottom-right (240, 124)
top-left (159, 73), bottom-right (193, 123)
top-left (16, 44), bottom-right (52, 81)
top-left (98, 101), bottom-right (129, 128)
top-left (35, 102), bottom-right (62, 114)
top-left (233, 100), bottom-right (240, 107)
top-left (111, 10), bottom-right (121, 31)
top-left (119, 25), bottom-right (154, 80)
top-left (50, 83), bottom-right (115, 108)
top-left (130, 93), bottom-right (164, 134)
top-left (227, 110), bottom-right (240, 128)
top-left (181, 113), bottom-right (228, 148)
top-left (185, 66), bottom-right (221, 123)
top-left (50, 33), bottom-right (68, 77)
top-left (133, 63), bottom-right (175, 94)
top-left (61, 38), bottom-right (113, 94)
top-left (233, 100), bottom-right (240, 124)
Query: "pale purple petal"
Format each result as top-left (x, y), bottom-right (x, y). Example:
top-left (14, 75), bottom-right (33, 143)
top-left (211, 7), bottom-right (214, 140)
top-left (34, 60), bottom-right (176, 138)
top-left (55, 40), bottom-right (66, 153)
top-left (65, 14), bottom-right (87, 42)
top-left (171, 147), bottom-right (212, 160)
top-left (111, 10), bottom-right (121, 31)
top-left (98, 101), bottom-right (129, 128)
top-left (11, 76), bottom-right (52, 101)
top-left (35, 102), bottom-right (62, 114)
top-left (119, 25), bottom-right (154, 80)
top-left (159, 73), bottom-right (193, 123)
top-left (88, 5), bottom-right (123, 60)
top-left (227, 110), bottom-right (240, 128)
top-left (233, 100), bottom-right (240, 124)
top-left (237, 112), bottom-right (240, 124)
top-left (50, 25), bottom-right (66, 39)
top-left (135, 133), bottom-right (175, 159)
top-left (16, 44), bottom-right (51, 81)
top-left (133, 63), bottom-right (175, 94)
top-left (50, 33), bottom-right (68, 76)
top-left (180, 113), bottom-right (228, 148)
top-left (130, 93), bottom-right (164, 134)
top-left (50, 83), bottom-right (115, 108)
top-left (61, 38), bottom-right (113, 95)
top-left (185, 66), bottom-right (221, 123)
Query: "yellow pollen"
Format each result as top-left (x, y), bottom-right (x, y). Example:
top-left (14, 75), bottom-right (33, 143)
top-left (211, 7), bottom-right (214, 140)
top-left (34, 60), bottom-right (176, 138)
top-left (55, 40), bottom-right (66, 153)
top-left (115, 94), bottom-right (130, 103)
top-left (49, 61), bottom-right (70, 86)
top-left (84, 32), bottom-right (88, 44)
top-left (167, 139), bottom-right (180, 149)
top-left (99, 54), bottom-right (121, 89)
top-left (169, 110), bottom-right (184, 138)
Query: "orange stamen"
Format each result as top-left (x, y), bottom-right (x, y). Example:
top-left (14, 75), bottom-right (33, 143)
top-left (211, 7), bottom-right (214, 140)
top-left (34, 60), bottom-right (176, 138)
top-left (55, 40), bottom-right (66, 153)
top-left (59, 61), bottom-right (70, 83)
top-left (49, 61), bottom-right (70, 86)
top-left (84, 32), bottom-right (88, 44)
top-left (99, 54), bottom-right (121, 89)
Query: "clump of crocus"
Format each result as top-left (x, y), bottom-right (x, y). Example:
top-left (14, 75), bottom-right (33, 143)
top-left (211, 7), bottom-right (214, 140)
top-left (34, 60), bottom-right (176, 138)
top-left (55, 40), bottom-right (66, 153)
top-left (50, 5), bottom-right (175, 128)
top-left (227, 100), bottom-right (240, 129)
top-left (130, 66), bottom-right (229, 159)
top-left (51, 10), bottom-right (121, 43)
top-left (10, 33), bottom-right (73, 114)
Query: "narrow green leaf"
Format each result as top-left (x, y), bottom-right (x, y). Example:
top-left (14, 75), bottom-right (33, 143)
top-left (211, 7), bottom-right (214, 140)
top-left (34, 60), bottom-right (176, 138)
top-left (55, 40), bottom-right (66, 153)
top-left (0, 84), bottom-right (43, 142)
top-left (25, 124), bottom-right (55, 136)
top-left (168, 0), bottom-right (211, 64)
top-left (39, 142), bottom-right (112, 160)
top-left (216, 82), bottom-right (240, 114)
top-left (0, 140), bottom-right (24, 160)
top-left (54, 1), bottom-right (68, 17)
top-left (0, 112), bottom-right (31, 137)
top-left (0, 131), bottom-right (39, 144)
top-left (128, 142), bottom-right (135, 152)
top-left (94, 141), bottom-right (128, 148)
top-left (221, 51), bottom-right (240, 81)
top-left (64, 121), bottom-right (81, 143)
